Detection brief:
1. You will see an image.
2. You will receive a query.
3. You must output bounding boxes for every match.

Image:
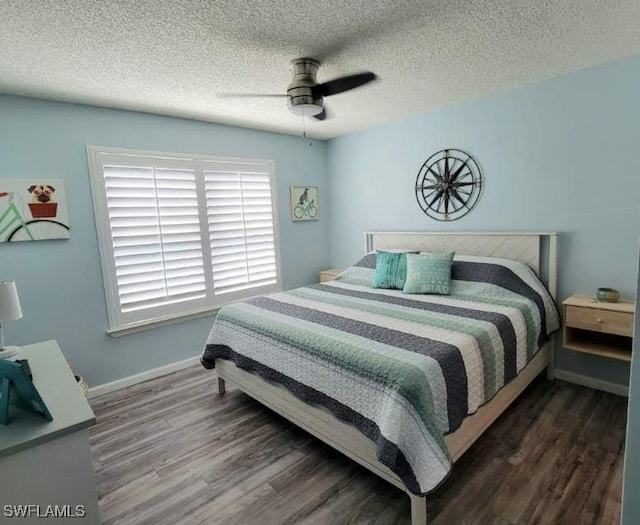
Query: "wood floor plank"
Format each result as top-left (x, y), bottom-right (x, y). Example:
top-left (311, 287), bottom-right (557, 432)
top-left (295, 475), bottom-right (387, 525)
top-left (110, 477), bottom-right (212, 525)
top-left (90, 367), bottom-right (627, 524)
top-left (236, 454), bottom-right (357, 525)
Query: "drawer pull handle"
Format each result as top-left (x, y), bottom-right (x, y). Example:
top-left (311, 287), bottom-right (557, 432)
top-left (595, 318), bottom-right (603, 323)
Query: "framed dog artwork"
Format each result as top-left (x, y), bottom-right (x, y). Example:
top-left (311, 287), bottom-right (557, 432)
top-left (0, 178), bottom-right (70, 242)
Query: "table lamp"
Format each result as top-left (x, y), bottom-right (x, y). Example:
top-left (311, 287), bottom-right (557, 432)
top-left (0, 281), bottom-right (23, 359)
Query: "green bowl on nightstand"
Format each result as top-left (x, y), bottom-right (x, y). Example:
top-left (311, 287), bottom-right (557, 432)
top-left (596, 287), bottom-right (620, 303)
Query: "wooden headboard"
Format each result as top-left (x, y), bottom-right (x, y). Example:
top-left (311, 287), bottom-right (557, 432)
top-left (364, 231), bottom-right (558, 299)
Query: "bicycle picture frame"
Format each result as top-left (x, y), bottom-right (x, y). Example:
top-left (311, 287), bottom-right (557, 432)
top-left (0, 178), bottom-right (70, 242)
top-left (290, 185), bottom-right (319, 222)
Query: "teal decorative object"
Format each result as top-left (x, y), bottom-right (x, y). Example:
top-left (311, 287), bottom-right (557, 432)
top-left (596, 287), bottom-right (620, 303)
top-left (0, 359), bottom-right (52, 425)
top-left (403, 252), bottom-right (455, 295)
top-left (372, 251), bottom-right (416, 289)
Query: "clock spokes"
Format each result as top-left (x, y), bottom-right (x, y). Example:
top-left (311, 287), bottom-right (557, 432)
top-left (448, 156), bottom-right (472, 184)
top-left (421, 188), bottom-right (439, 202)
top-left (415, 149), bottom-right (482, 222)
top-left (450, 189), bottom-right (471, 210)
top-left (428, 189), bottom-right (444, 208)
top-left (443, 152), bottom-right (450, 182)
top-left (428, 166), bottom-right (444, 182)
top-left (416, 184), bottom-right (439, 191)
top-left (452, 180), bottom-right (480, 188)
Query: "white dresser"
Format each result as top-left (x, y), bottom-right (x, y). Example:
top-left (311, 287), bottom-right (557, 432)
top-left (0, 340), bottom-right (99, 524)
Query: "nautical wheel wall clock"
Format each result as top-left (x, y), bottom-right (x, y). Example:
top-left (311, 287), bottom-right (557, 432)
top-left (415, 149), bottom-right (482, 221)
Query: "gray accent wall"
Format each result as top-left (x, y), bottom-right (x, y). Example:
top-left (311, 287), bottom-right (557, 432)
top-left (622, 245), bottom-right (640, 524)
top-left (0, 95), bottom-right (329, 386)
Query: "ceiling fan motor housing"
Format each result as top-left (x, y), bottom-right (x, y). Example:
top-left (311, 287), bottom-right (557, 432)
top-left (287, 58), bottom-right (323, 116)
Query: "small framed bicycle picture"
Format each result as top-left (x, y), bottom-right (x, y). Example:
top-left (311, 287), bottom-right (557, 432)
top-left (290, 186), bottom-right (319, 222)
top-left (0, 178), bottom-right (70, 243)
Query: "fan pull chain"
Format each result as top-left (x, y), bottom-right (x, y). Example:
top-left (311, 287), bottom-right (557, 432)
top-left (302, 116), bottom-right (312, 147)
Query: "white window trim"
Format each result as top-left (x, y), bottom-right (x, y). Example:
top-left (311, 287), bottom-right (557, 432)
top-left (87, 146), bottom-right (283, 335)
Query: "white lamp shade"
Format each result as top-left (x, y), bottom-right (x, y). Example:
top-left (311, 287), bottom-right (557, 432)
top-left (0, 281), bottom-right (23, 322)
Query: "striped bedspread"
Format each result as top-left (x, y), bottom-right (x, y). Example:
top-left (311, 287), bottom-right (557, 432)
top-left (202, 254), bottom-right (560, 495)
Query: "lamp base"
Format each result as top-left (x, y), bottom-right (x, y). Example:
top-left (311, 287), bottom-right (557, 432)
top-left (0, 346), bottom-right (19, 359)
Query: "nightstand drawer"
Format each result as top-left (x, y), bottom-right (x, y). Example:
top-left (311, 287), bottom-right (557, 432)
top-left (565, 306), bottom-right (634, 337)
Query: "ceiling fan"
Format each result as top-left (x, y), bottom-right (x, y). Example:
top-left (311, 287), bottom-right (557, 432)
top-left (221, 58), bottom-right (377, 121)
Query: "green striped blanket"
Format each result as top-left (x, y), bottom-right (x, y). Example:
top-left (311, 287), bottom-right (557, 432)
top-left (202, 254), bottom-right (560, 495)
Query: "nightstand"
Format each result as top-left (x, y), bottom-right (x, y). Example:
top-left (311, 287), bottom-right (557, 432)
top-left (319, 268), bottom-right (343, 282)
top-left (562, 294), bottom-right (635, 362)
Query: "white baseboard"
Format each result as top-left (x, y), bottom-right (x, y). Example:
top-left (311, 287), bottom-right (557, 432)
top-left (87, 355), bottom-right (201, 399)
top-left (554, 369), bottom-right (629, 397)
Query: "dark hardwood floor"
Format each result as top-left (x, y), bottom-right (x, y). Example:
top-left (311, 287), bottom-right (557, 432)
top-left (89, 366), bottom-right (627, 525)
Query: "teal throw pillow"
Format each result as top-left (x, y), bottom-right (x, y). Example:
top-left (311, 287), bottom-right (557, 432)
top-left (372, 251), bottom-right (415, 289)
top-left (403, 252), bottom-right (455, 295)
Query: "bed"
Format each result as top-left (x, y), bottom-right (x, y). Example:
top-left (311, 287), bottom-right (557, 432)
top-left (201, 231), bottom-right (560, 524)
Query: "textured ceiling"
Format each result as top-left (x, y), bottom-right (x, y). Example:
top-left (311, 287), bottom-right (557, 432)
top-left (1, 0), bottom-right (639, 139)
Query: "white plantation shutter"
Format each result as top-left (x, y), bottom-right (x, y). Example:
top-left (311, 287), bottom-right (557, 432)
top-left (88, 147), bottom-right (281, 332)
top-left (104, 165), bottom-right (207, 314)
top-left (205, 168), bottom-right (279, 298)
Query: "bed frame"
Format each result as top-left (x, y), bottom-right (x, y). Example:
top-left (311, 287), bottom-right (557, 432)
top-left (214, 231), bottom-right (559, 524)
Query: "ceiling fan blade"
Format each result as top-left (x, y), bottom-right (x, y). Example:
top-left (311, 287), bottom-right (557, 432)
top-left (312, 72), bottom-right (377, 97)
top-left (217, 93), bottom-right (288, 98)
top-left (313, 107), bottom-right (328, 121)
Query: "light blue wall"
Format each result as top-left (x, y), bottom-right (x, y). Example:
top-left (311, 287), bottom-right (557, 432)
top-left (622, 245), bottom-right (640, 524)
top-left (326, 56), bottom-right (640, 386)
top-left (3, 56), bottom-right (639, 388)
top-left (0, 95), bottom-right (329, 386)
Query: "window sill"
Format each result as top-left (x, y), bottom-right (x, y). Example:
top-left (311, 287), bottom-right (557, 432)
top-left (107, 307), bottom-right (219, 337)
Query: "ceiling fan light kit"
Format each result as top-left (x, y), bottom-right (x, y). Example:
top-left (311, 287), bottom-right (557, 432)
top-left (288, 103), bottom-right (324, 117)
top-left (287, 58), bottom-right (324, 117)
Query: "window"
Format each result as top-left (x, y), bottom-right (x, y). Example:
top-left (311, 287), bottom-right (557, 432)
top-left (87, 147), bottom-right (281, 333)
